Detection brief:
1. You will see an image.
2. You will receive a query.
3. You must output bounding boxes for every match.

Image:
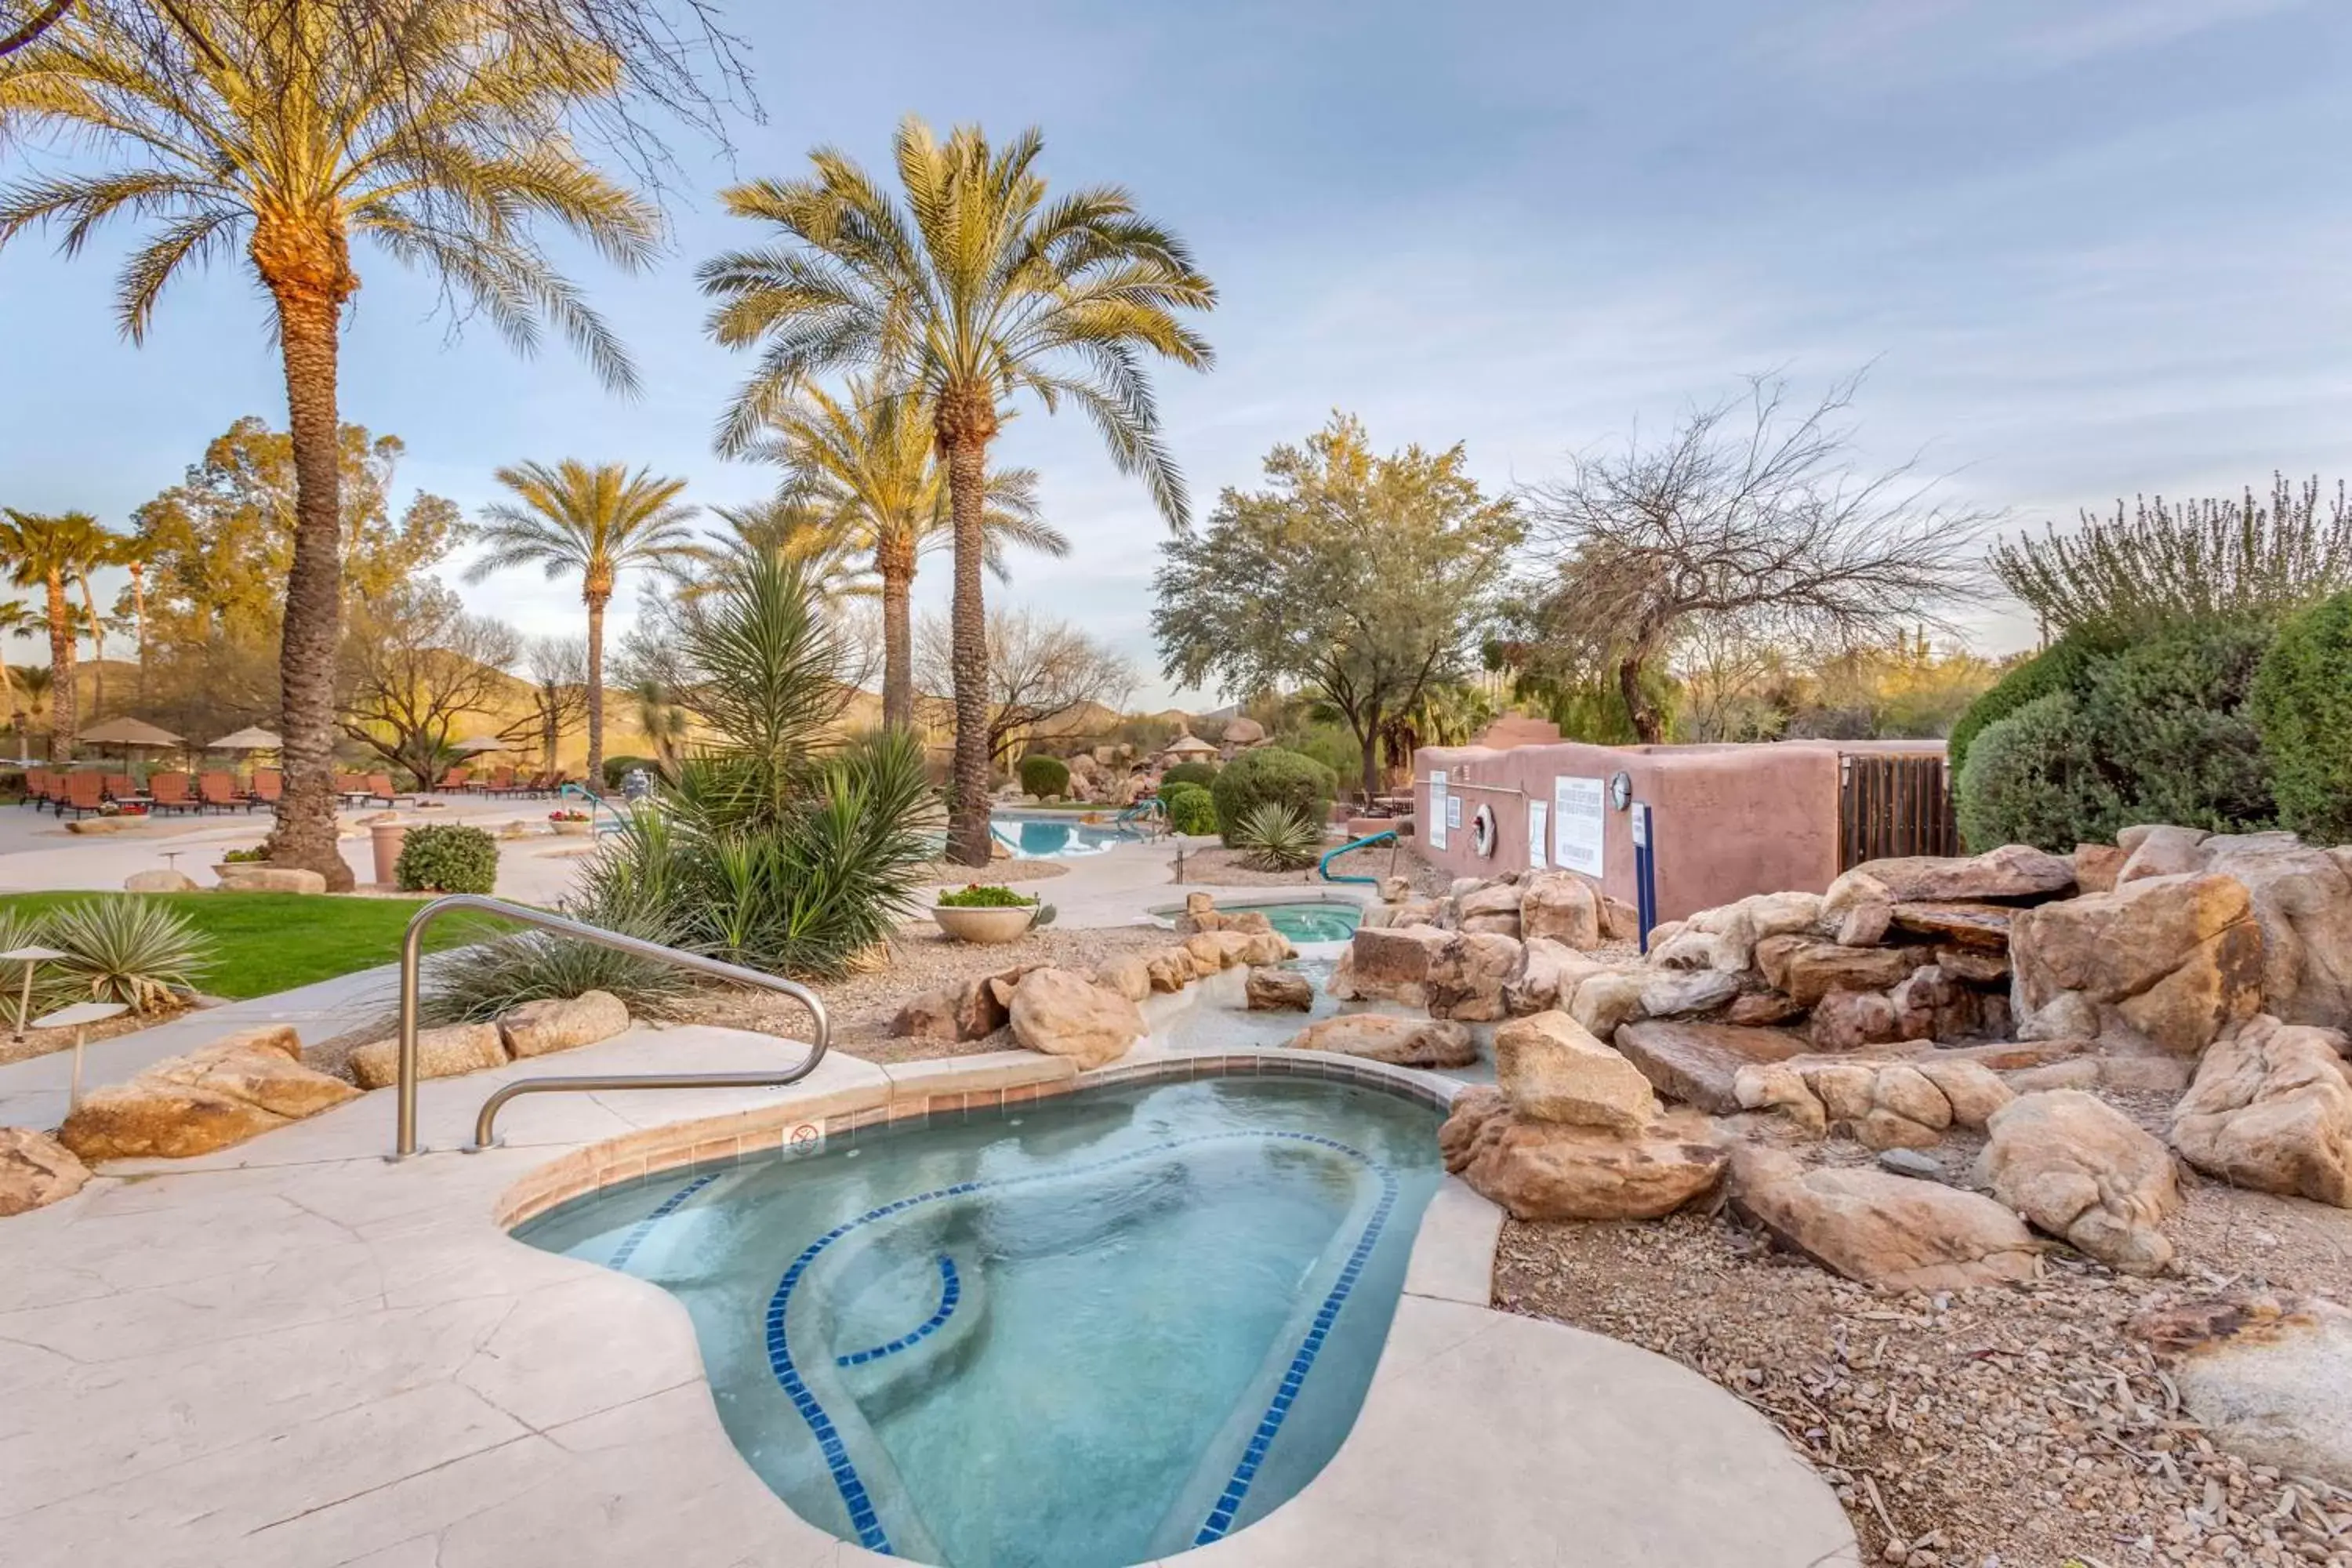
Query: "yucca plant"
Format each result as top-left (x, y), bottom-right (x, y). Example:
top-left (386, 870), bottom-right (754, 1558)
top-left (43, 897), bottom-right (212, 1013)
top-left (1232, 803), bottom-right (1325, 872)
top-left (417, 917), bottom-right (692, 1027)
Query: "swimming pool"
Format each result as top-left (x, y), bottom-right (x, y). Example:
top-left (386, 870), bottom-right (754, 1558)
top-left (989, 811), bottom-right (1142, 858)
top-left (519, 1076), bottom-right (1443, 1566)
top-left (1153, 898), bottom-right (1365, 944)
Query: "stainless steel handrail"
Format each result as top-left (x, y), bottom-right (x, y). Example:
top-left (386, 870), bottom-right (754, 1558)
top-left (390, 894), bottom-right (830, 1160)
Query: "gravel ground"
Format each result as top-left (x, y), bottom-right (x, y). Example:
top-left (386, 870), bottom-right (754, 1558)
top-left (906, 858), bottom-right (1069, 887)
top-left (1172, 837), bottom-right (1428, 887)
top-left (1495, 1133), bottom-right (2352, 1568)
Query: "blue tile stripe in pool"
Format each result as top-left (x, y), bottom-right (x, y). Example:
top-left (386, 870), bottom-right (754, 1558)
top-left (607, 1171), bottom-right (720, 1272)
top-left (834, 1254), bottom-right (962, 1367)
top-left (760, 1130), bottom-right (1396, 1559)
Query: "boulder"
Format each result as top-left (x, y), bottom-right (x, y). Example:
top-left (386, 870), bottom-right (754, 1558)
top-left (2074, 843), bottom-right (2128, 895)
top-left (1915, 1058), bottom-right (2014, 1130)
top-left (0, 1127), bottom-right (91, 1216)
top-left (1440, 1088), bottom-right (1726, 1221)
top-left (2011, 872), bottom-right (2264, 1055)
top-left (1724, 990), bottom-right (1805, 1027)
top-left (216, 866), bottom-right (330, 895)
top-left (1637, 968), bottom-right (1741, 1019)
top-left (1144, 949), bottom-right (1195, 993)
top-left (1286, 1013), bottom-right (1477, 1069)
top-left (1835, 844), bottom-right (2078, 906)
top-left (145, 1034), bottom-right (361, 1120)
top-left (1375, 876), bottom-right (1415, 904)
top-left (1977, 1090), bottom-right (2179, 1274)
top-left (1007, 967), bottom-right (1145, 1070)
top-left (1755, 935), bottom-right (1925, 1007)
top-left (1809, 988), bottom-right (1904, 1051)
top-left (1804, 1062), bottom-right (1879, 1123)
top-left (1345, 924), bottom-right (1450, 1008)
top-left (1494, 1011), bottom-right (1657, 1132)
top-left (1520, 871), bottom-right (1602, 949)
top-left (1613, 1020), bottom-right (1810, 1115)
top-left (1503, 937), bottom-right (1606, 1016)
top-left (1933, 946), bottom-right (2011, 986)
top-left (1094, 954), bottom-right (1153, 1003)
top-left (1820, 871), bottom-right (1895, 947)
top-left (348, 1023), bottom-right (508, 1091)
top-left (2195, 833), bottom-right (2352, 1029)
top-left (499, 991), bottom-right (630, 1059)
top-left (1889, 902), bottom-right (2012, 948)
top-left (1426, 931), bottom-right (1522, 1022)
top-left (1730, 1145), bottom-right (2043, 1291)
top-left (1568, 969), bottom-right (1648, 1040)
top-left (1599, 894), bottom-right (1642, 944)
top-left (1872, 1063), bottom-right (1952, 1131)
top-left (1236, 929), bottom-right (1297, 967)
top-left (2116, 823), bottom-right (2212, 884)
top-left (58, 1083), bottom-right (289, 1160)
top-left (890, 988), bottom-right (963, 1040)
top-left (1457, 883), bottom-right (1524, 921)
top-left (2170, 1014), bottom-right (2352, 1206)
top-left (2132, 1292), bottom-right (2352, 1488)
top-left (1646, 927), bottom-right (1749, 973)
top-left (1244, 967), bottom-right (1315, 1012)
top-left (1733, 1062), bottom-right (1828, 1135)
top-left (123, 868), bottom-right (198, 893)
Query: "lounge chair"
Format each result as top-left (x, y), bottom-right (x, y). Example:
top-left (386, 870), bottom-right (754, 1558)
top-left (20, 769), bottom-right (49, 809)
top-left (148, 773), bottom-right (199, 815)
top-left (483, 767), bottom-right (519, 797)
top-left (57, 772), bottom-right (104, 818)
top-left (250, 769), bottom-right (282, 805)
top-left (437, 767), bottom-right (470, 793)
top-left (198, 772), bottom-right (257, 813)
top-left (365, 773), bottom-right (418, 807)
top-left (102, 773), bottom-right (135, 803)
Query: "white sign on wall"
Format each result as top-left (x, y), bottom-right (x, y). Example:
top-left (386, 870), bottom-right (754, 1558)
top-left (1526, 800), bottom-right (1549, 870)
top-left (1427, 770), bottom-right (1448, 850)
top-left (1552, 776), bottom-right (1606, 878)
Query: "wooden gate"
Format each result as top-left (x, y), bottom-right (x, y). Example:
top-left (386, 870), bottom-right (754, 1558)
top-left (1838, 752), bottom-right (1958, 869)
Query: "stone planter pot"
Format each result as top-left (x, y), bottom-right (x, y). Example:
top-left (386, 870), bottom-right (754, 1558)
top-left (929, 904), bottom-right (1037, 945)
top-left (550, 819), bottom-right (593, 837)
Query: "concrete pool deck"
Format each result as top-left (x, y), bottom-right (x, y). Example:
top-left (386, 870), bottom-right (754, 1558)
top-left (3, 1012), bottom-right (1857, 1568)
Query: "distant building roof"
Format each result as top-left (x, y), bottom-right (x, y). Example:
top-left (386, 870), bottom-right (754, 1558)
top-left (1221, 717), bottom-right (1266, 746)
top-left (1160, 733), bottom-right (1218, 759)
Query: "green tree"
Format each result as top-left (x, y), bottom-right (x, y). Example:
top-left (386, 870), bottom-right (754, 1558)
top-left (0, 0), bottom-right (659, 885)
top-left (0, 509), bottom-right (113, 758)
top-left (2253, 590), bottom-right (2352, 843)
top-left (1154, 415), bottom-right (1523, 800)
top-left (699, 115), bottom-right (1215, 864)
top-left (466, 461), bottom-right (699, 787)
top-left (751, 374), bottom-right (1064, 729)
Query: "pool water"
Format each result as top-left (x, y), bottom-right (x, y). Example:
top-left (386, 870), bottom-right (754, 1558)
top-left (989, 813), bottom-right (1140, 859)
top-left (1216, 900), bottom-right (1364, 944)
top-left (520, 1078), bottom-right (1443, 1567)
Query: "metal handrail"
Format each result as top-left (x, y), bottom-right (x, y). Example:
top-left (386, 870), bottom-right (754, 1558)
top-left (554, 780), bottom-right (630, 834)
top-left (1319, 827), bottom-right (1398, 884)
top-left (390, 894), bottom-right (830, 1160)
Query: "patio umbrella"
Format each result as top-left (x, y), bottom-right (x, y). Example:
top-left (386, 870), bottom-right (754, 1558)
top-left (77, 715), bottom-right (183, 764)
top-left (448, 735), bottom-right (507, 754)
top-left (208, 725), bottom-right (283, 752)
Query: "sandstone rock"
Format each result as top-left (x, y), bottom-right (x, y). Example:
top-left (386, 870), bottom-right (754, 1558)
top-left (1841, 844), bottom-right (2078, 905)
top-left (1733, 1062), bottom-right (1828, 1135)
top-left (1094, 954), bottom-right (1153, 1003)
top-left (1441, 1089), bottom-right (1726, 1221)
top-left (2116, 823), bottom-right (2212, 884)
top-left (1639, 968), bottom-right (1741, 1019)
top-left (1730, 1145), bottom-right (2042, 1291)
top-left (1236, 929), bottom-right (1296, 967)
top-left (124, 868), bottom-right (198, 893)
top-left (1740, 890), bottom-right (1828, 942)
top-left (891, 988), bottom-right (963, 1040)
top-left (348, 1023), bottom-right (509, 1091)
top-left (2012, 872), bottom-right (2264, 1055)
top-left (1457, 883), bottom-right (1523, 922)
top-left (216, 866), bottom-right (330, 895)
top-left (1520, 871), bottom-right (1602, 949)
top-left (1614, 1020), bottom-right (1810, 1114)
top-left (1755, 935), bottom-right (1924, 1007)
top-left (2196, 833), bottom-right (2352, 1029)
top-left (1809, 988), bottom-right (1903, 1051)
top-left (1427, 931), bottom-right (1523, 1022)
top-left (2008, 1058), bottom-right (2103, 1094)
top-left (1494, 1011), bottom-right (1657, 1131)
top-left (499, 991), bottom-right (630, 1059)
top-left (1244, 967), bottom-right (1315, 1011)
top-left (1287, 1013), bottom-right (1477, 1069)
top-left (1855, 1108), bottom-right (1943, 1151)
top-left (1646, 927), bottom-right (1748, 973)
top-left (2098, 1054), bottom-right (2194, 1094)
top-left (1459, 913), bottom-right (1523, 938)
top-left (1568, 969), bottom-right (1648, 1039)
top-left (1934, 946), bottom-right (2011, 985)
top-left (1871, 1063), bottom-right (1951, 1130)
top-left (1007, 967), bottom-right (1145, 1069)
top-left (146, 1037), bottom-right (360, 1120)
top-left (0, 1127), bottom-right (90, 1215)
top-left (1820, 869), bottom-right (1894, 948)
top-left (1915, 1058), bottom-right (2014, 1130)
top-left (1978, 1090), bottom-right (2179, 1274)
top-left (2074, 843), bottom-right (2128, 895)
top-left (1144, 949), bottom-right (1194, 993)
top-left (1725, 989), bottom-right (1805, 1026)
top-left (1182, 931), bottom-right (1236, 975)
top-left (1375, 876), bottom-right (1414, 904)
top-left (1503, 936), bottom-right (1604, 1017)
top-left (1599, 894), bottom-right (1641, 944)
top-left (2132, 1292), bottom-right (2352, 1488)
top-left (59, 1083), bottom-right (290, 1160)
top-left (2170, 1014), bottom-right (2352, 1205)
top-left (1345, 924), bottom-right (1450, 1007)
top-left (1803, 1061), bottom-right (1880, 1124)
top-left (1889, 902), bottom-right (2012, 948)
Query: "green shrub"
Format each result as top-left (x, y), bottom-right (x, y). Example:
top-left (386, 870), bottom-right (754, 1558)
top-left (1231, 802), bottom-right (1325, 870)
top-left (601, 754), bottom-right (657, 791)
top-left (1161, 760), bottom-right (1219, 789)
top-left (1210, 747), bottom-right (1336, 848)
top-left (1955, 693), bottom-right (2122, 852)
top-left (419, 914), bottom-right (691, 1025)
top-left (1017, 753), bottom-right (1070, 798)
top-left (1160, 781), bottom-right (1218, 835)
top-left (43, 897), bottom-right (214, 1013)
top-left (935, 883), bottom-right (1038, 908)
top-left (2255, 590), bottom-right (2352, 842)
top-left (396, 824), bottom-right (499, 895)
top-left (1947, 632), bottom-right (2114, 779)
top-left (2080, 616), bottom-right (2275, 832)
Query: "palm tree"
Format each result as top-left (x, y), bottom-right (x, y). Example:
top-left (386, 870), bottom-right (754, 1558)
top-left (468, 461), bottom-right (699, 786)
top-left (0, 598), bottom-right (35, 745)
top-left (706, 498), bottom-right (875, 609)
top-left (751, 375), bottom-right (1066, 730)
top-left (0, 510), bottom-right (103, 760)
top-left (71, 521), bottom-right (130, 720)
top-left (0, 1), bottom-right (659, 886)
top-left (699, 115), bottom-right (1215, 864)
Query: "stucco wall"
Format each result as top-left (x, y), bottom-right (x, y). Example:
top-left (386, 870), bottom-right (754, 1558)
top-left (1413, 741), bottom-right (1851, 921)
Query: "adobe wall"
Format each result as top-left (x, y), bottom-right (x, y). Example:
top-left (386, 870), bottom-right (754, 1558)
top-left (1412, 740), bottom-right (1849, 921)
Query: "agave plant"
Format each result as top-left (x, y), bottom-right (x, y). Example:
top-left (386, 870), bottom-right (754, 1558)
top-left (1232, 804), bottom-right (1325, 873)
top-left (417, 919), bottom-right (692, 1027)
top-left (43, 898), bottom-right (213, 1014)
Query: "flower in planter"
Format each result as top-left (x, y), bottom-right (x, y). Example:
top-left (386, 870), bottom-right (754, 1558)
top-left (547, 809), bottom-right (592, 822)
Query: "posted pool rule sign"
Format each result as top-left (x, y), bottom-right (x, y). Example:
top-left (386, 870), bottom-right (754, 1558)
top-left (1426, 770), bottom-right (1448, 849)
top-left (1551, 776), bottom-right (1606, 877)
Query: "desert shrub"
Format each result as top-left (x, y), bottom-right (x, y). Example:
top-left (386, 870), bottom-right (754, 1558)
top-left (419, 915), bottom-right (691, 1026)
top-left (601, 754), bottom-right (656, 791)
top-left (395, 824), bottom-right (499, 895)
top-left (1230, 802), bottom-right (1325, 871)
top-left (2255, 590), bottom-right (2352, 843)
top-left (935, 884), bottom-right (1037, 908)
top-left (1210, 747), bottom-right (1336, 848)
top-left (1947, 632), bottom-right (2114, 779)
top-left (43, 897), bottom-right (213, 1013)
top-left (1160, 781), bottom-right (1218, 835)
top-left (2078, 616), bottom-right (2275, 833)
top-left (1955, 693), bottom-right (2122, 852)
top-left (1017, 753), bottom-right (1070, 798)
top-left (1160, 760), bottom-right (1219, 789)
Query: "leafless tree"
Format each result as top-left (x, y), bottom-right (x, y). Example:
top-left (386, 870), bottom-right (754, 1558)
top-left (1520, 374), bottom-right (1989, 743)
top-left (339, 581), bottom-right (520, 783)
top-left (499, 635), bottom-right (586, 772)
top-left (916, 608), bottom-right (1134, 768)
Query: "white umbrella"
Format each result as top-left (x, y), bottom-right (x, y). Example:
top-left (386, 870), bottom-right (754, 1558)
top-left (209, 726), bottom-right (283, 752)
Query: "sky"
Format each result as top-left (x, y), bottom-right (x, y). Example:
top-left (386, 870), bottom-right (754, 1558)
top-left (4, 0), bottom-right (2350, 708)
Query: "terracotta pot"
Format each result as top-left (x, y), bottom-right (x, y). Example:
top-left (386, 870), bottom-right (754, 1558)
top-left (930, 904), bottom-right (1037, 945)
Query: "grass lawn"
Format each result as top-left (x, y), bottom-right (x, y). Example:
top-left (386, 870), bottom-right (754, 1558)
top-left (0, 891), bottom-right (517, 1000)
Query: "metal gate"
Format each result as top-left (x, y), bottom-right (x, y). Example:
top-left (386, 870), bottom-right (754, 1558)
top-left (1838, 752), bottom-right (1958, 869)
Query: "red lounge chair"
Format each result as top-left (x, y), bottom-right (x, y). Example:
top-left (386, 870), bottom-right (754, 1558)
top-left (485, 767), bottom-right (518, 796)
top-left (148, 774), bottom-right (198, 815)
top-left (250, 769), bottom-right (282, 804)
top-left (20, 768), bottom-right (49, 809)
top-left (198, 772), bottom-right (256, 813)
top-left (437, 767), bottom-right (470, 793)
top-left (58, 772), bottom-right (104, 818)
top-left (365, 773), bottom-right (418, 807)
top-left (102, 773), bottom-right (135, 802)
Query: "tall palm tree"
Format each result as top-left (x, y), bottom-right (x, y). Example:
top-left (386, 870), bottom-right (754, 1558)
top-left (468, 461), bottom-right (699, 786)
top-left (0, 510), bottom-right (103, 760)
top-left (0, 1), bottom-right (659, 886)
top-left (71, 520), bottom-right (129, 720)
top-left (751, 375), bottom-right (1066, 730)
top-left (706, 497), bottom-right (875, 609)
top-left (0, 598), bottom-right (35, 745)
top-left (699, 115), bottom-right (1215, 864)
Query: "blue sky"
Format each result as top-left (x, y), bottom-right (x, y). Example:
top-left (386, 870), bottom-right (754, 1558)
top-left (4, 0), bottom-right (2349, 706)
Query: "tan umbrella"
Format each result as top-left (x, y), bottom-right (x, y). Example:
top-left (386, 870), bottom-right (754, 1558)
top-left (78, 716), bottom-right (183, 749)
top-left (209, 725), bottom-right (283, 752)
top-left (449, 735), bottom-right (507, 754)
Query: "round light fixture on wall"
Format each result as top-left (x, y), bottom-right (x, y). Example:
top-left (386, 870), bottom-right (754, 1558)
top-left (1609, 771), bottom-right (1634, 811)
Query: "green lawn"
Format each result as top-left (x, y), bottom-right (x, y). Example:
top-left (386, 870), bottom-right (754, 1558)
top-left (0, 891), bottom-right (517, 1000)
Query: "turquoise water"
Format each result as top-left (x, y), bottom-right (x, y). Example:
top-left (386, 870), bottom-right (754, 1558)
top-left (519, 1078), bottom-right (1443, 1566)
top-left (1214, 900), bottom-right (1364, 944)
top-left (989, 813), bottom-right (1141, 859)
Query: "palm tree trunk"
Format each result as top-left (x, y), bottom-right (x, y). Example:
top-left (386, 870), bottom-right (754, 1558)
top-left (943, 433), bottom-right (994, 866)
top-left (44, 573), bottom-right (74, 763)
top-left (78, 572), bottom-right (103, 720)
top-left (585, 593), bottom-right (607, 788)
top-left (256, 227), bottom-right (358, 891)
top-left (879, 544), bottom-right (914, 731)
